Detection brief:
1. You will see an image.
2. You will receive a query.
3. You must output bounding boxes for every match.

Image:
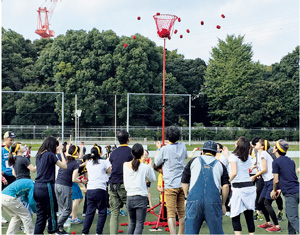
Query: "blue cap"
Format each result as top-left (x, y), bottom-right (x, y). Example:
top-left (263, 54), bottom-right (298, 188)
top-left (201, 140), bottom-right (218, 153)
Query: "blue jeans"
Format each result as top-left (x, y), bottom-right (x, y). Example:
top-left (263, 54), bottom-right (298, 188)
top-left (285, 193), bottom-right (299, 234)
top-left (185, 157), bottom-right (224, 234)
top-left (127, 195), bottom-right (148, 234)
top-left (82, 189), bottom-right (108, 235)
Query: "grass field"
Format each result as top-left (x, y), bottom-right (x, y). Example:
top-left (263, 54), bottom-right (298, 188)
top-left (2, 158), bottom-right (299, 234)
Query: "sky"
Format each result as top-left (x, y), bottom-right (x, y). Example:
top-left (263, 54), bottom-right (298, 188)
top-left (1, 0), bottom-right (299, 65)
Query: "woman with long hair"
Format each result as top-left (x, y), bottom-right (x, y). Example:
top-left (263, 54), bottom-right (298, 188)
top-left (82, 146), bottom-right (111, 234)
top-left (123, 143), bottom-right (156, 234)
top-left (251, 139), bottom-right (281, 232)
top-left (229, 136), bottom-right (256, 235)
top-left (33, 136), bottom-right (67, 234)
top-left (8, 142), bottom-right (36, 179)
top-left (55, 144), bottom-right (85, 234)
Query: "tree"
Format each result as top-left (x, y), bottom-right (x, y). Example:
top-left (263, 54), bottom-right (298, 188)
top-left (203, 35), bottom-right (264, 127)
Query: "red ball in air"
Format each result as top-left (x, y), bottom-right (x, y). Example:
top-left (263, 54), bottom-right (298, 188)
top-left (137, 16), bottom-right (141, 20)
top-left (178, 18), bottom-right (181, 22)
top-left (156, 12), bottom-right (160, 15)
top-left (197, 147), bottom-right (199, 150)
top-left (221, 14), bottom-right (225, 18)
top-left (174, 29), bottom-right (178, 34)
top-left (124, 43), bottom-right (128, 48)
top-left (200, 21), bottom-right (204, 25)
top-left (133, 35), bottom-right (136, 39)
top-left (71, 231), bottom-right (76, 234)
top-left (216, 25), bottom-right (221, 29)
top-left (186, 29), bottom-right (190, 33)
top-left (118, 230), bottom-right (123, 233)
top-left (180, 34), bottom-right (183, 38)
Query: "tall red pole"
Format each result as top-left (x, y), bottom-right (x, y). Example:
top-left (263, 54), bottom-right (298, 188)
top-left (162, 38), bottom-right (166, 146)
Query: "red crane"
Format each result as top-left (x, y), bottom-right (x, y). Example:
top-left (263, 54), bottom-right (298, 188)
top-left (35, 0), bottom-right (59, 38)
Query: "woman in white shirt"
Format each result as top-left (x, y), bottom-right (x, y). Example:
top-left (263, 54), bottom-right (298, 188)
top-left (123, 143), bottom-right (156, 234)
top-left (251, 139), bottom-right (281, 232)
top-left (82, 146), bottom-right (111, 235)
top-left (229, 136), bottom-right (256, 235)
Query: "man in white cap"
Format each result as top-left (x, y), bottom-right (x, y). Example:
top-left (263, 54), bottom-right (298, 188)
top-left (1, 131), bottom-right (17, 223)
top-left (271, 139), bottom-right (299, 234)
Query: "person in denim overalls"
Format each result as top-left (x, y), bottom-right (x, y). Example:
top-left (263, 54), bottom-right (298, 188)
top-left (182, 140), bottom-right (230, 234)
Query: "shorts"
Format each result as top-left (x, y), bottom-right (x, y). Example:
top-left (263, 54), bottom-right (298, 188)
top-left (260, 179), bottom-right (273, 200)
top-left (164, 187), bottom-right (185, 219)
top-left (72, 183), bottom-right (83, 200)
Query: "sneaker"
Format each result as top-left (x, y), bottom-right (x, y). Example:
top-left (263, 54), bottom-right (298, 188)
top-left (2, 216), bottom-right (8, 224)
top-left (120, 210), bottom-right (127, 216)
top-left (70, 217), bottom-right (83, 224)
top-left (225, 211), bottom-right (230, 216)
top-left (277, 212), bottom-right (283, 221)
top-left (266, 225), bottom-right (281, 232)
top-left (254, 214), bottom-right (263, 221)
top-left (258, 222), bottom-right (273, 229)
top-left (56, 229), bottom-right (69, 235)
top-left (82, 213), bottom-right (86, 217)
top-left (107, 209), bottom-right (111, 215)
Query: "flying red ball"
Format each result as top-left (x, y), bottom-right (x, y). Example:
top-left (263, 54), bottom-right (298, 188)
top-left (200, 21), bottom-right (204, 25)
top-left (180, 34), bottom-right (183, 38)
top-left (178, 18), bottom-right (181, 22)
top-left (133, 35), bottom-right (136, 39)
top-left (137, 16), bottom-right (141, 20)
top-left (216, 25), bottom-right (221, 29)
top-left (174, 29), bottom-right (178, 34)
top-left (186, 29), bottom-right (190, 33)
top-left (221, 14), bottom-right (225, 18)
top-left (156, 12), bottom-right (160, 15)
top-left (124, 43), bottom-right (128, 48)
top-left (71, 232), bottom-right (76, 235)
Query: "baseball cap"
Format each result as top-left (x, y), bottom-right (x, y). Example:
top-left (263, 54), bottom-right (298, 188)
top-left (201, 140), bottom-right (218, 153)
top-left (3, 131), bottom-right (17, 139)
top-left (275, 139), bottom-right (289, 153)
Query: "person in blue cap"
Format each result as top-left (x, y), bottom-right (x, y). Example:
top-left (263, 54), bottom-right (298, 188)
top-left (271, 139), bottom-right (299, 234)
top-left (182, 140), bottom-right (230, 234)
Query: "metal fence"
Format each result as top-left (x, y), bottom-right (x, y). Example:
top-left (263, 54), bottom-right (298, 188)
top-left (2, 125), bottom-right (299, 143)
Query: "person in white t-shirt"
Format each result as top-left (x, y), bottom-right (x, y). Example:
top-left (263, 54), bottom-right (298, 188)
top-left (229, 136), bottom-right (256, 235)
top-left (251, 139), bottom-right (281, 232)
top-left (123, 143), bottom-right (156, 234)
top-left (82, 146), bottom-right (111, 235)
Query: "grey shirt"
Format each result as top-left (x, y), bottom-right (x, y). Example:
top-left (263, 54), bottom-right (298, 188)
top-left (154, 142), bottom-right (187, 189)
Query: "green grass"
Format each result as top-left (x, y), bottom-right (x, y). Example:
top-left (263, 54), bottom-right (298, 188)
top-left (2, 158), bottom-right (299, 234)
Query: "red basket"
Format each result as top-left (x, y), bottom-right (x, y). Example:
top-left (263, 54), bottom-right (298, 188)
top-left (153, 14), bottom-right (178, 38)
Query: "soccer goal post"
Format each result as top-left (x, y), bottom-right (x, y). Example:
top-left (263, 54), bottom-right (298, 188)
top-left (126, 93), bottom-right (192, 145)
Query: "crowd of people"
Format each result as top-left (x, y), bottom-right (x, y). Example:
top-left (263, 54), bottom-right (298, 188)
top-left (1, 127), bottom-right (299, 235)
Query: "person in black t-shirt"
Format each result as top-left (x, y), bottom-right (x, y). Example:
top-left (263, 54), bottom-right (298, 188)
top-left (8, 142), bottom-right (36, 179)
top-left (33, 136), bottom-right (67, 234)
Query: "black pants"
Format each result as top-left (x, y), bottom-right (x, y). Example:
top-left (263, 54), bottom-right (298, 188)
top-left (232, 210), bottom-right (255, 233)
top-left (258, 197), bottom-right (278, 225)
top-left (34, 182), bottom-right (58, 234)
top-left (1, 174), bottom-right (16, 190)
top-left (82, 189), bottom-right (108, 235)
top-left (255, 177), bottom-right (264, 210)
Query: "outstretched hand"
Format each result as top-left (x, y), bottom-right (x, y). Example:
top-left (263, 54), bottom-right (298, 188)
top-left (156, 141), bottom-right (162, 149)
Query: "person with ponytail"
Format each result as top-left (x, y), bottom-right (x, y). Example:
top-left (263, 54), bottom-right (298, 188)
top-left (123, 143), bottom-right (156, 234)
top-left (34, 136), bottom-right (67, 234)
top-left (68, 145), bottom-right (85, 224)
top-left (82, 145), bottom-right (111, 235)
top-left (55, 144), bottom-right (86, 234)
top-left (251, 139), bottom-right (281, 232)
top-left (8, 142), bottom-right (36, 180)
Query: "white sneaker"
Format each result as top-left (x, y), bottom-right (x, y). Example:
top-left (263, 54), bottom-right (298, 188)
top-left (225, 212), bottom-right (231, 216)
top-left (2, 216), bottom-right (8, 224)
